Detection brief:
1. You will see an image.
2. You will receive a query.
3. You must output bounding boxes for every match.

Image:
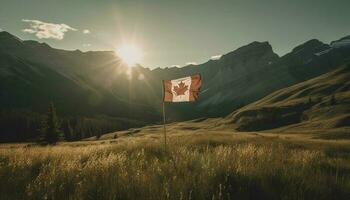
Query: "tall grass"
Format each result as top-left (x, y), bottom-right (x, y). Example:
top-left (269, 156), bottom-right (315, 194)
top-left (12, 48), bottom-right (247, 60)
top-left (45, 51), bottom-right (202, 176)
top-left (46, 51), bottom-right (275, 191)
top-left (0, 137), bottom-right (349, 200)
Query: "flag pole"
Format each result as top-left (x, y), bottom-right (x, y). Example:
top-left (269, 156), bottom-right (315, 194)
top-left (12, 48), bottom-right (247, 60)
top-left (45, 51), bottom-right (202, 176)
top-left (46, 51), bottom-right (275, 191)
top-left (162, 101), bottom-right (167, 152)
top-left (162, 80), bottom-right (167, 152)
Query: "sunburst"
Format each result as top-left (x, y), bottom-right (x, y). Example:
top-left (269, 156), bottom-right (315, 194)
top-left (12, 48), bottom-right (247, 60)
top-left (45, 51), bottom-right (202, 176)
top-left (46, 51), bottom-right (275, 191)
top-left (116, 44), bottom-right (143, 66)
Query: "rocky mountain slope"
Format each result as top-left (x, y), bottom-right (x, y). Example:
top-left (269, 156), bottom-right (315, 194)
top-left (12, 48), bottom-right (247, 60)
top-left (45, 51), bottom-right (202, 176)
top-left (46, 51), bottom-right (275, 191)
top-left (151, 36), bottom-right (350, 119)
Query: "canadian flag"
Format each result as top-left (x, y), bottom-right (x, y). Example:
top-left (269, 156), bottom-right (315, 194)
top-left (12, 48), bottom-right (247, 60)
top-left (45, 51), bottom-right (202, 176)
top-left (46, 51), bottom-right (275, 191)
top-left (163, 74), bottom-right (202, 102)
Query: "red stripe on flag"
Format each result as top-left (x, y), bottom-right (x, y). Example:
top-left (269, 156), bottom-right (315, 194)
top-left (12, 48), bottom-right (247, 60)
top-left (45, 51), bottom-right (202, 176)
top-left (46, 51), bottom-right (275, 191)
top-left (189, 74), bottom-right (202, 101)
top-left (163, 80), bottom-right (173, 102)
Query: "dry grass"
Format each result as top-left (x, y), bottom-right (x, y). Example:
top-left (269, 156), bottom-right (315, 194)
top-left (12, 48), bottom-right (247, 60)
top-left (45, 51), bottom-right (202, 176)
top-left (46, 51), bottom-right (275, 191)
top-left (0, 134), bottom-right (350, 200)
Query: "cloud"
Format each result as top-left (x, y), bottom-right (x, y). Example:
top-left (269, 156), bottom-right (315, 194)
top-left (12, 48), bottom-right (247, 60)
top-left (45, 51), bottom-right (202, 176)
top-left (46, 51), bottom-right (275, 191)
top-left (210, 55), bottom-right (222, 60)
top-left (83, 43), bottom-right (91, 47)
top-left (0, 28), bottom-right (2, 31)
top-left (83, 29), bottom-right (90, 34)
top-left (186, 62), bottom-right (197, 65)
top-left (23, 28), bottom-right (36, 33)
top-left (22, 19), bottom-right (77, 40)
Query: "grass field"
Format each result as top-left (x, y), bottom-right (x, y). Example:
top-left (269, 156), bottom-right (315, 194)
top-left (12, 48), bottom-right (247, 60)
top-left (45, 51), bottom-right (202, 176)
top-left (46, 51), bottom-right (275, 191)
top-left (1, 128), bottom-right (350, 200)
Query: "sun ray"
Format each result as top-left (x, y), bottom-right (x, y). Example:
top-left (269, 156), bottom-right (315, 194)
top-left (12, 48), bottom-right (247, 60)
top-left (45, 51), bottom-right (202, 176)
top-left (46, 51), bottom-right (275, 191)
top-left (116, 44), bottom-right (143, 66)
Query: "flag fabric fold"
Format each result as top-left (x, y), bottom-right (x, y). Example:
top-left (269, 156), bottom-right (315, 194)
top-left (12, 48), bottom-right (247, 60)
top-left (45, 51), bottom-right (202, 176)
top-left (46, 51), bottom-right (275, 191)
top-left (163, 74), bottom-right (202, 102)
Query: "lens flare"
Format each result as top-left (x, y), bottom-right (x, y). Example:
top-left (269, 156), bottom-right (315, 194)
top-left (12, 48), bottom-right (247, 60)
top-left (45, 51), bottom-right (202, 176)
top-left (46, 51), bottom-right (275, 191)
top-left (116, 44), bottom-right (143, 66)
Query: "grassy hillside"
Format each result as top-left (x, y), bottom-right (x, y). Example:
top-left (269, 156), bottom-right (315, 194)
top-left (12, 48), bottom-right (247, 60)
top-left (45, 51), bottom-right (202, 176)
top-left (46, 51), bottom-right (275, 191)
top-left (221, 65), bottom-right (350, 134)
top-left (93, 65), bottom-right (350, 142)
top-left (2, 62), bottom-right (350, 198)
top-left (1, 131), bottom-right (350, 200)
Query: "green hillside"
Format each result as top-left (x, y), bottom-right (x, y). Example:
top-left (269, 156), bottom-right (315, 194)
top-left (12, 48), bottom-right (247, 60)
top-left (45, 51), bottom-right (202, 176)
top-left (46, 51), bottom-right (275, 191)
top-left (97, 65), bottom-right (350, 142)
top-left (221, 65), bottom-right (350, 135)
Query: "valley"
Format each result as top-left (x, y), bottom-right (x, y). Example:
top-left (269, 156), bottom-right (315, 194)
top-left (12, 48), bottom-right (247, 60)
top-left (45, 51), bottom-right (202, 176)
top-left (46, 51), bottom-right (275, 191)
top-left (1, 31), bottom-right (350, 142)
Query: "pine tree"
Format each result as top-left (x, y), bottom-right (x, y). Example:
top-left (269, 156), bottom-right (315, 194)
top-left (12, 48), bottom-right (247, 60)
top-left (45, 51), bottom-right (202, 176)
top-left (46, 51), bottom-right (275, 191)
top-left (38, 102), bottom-right (62, 144)
top-left (66, 120), bottom-right (74, 141)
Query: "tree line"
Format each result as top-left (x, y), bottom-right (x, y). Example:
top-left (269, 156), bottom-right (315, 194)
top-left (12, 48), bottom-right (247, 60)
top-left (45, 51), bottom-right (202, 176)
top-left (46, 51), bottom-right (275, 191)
top-left (0, 103), bottom-right (144, 143)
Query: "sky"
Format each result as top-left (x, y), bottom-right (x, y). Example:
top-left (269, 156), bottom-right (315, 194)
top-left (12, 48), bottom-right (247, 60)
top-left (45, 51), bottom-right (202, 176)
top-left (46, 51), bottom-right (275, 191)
top-left (0, 0), bottom-right (349, 68)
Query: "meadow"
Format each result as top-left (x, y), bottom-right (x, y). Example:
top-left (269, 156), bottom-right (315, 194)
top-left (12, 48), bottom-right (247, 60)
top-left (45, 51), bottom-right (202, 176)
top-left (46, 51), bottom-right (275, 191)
top-left (0, 131), bottom-right (350, 200)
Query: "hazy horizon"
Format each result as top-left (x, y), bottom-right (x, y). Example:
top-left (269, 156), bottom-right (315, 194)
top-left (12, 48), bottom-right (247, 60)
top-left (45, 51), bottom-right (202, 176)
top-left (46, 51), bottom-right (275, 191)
top-left (1, 0), bottom-right (349, 68)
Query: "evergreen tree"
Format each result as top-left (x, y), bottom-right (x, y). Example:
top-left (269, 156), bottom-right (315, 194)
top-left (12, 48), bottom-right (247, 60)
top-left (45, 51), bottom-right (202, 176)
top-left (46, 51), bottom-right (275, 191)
top-left (66, 120), bottom-right (74, 141)
top-left (38, 102), bottom-right (62, 144)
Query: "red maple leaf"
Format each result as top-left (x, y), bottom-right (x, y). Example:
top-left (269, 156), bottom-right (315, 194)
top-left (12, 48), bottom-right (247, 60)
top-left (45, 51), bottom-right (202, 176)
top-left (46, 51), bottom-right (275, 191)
top-left (173, 81), bottom-right (188, 96)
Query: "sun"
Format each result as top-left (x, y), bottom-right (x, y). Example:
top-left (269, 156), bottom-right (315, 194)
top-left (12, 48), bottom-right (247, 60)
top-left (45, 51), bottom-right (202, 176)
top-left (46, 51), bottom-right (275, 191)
top-left (116, 44), bottom-right (143, 66)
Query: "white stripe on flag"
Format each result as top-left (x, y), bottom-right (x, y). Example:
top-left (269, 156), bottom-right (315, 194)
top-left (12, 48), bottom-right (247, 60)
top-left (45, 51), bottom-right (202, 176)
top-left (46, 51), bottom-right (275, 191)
top-left (170, 76), bottom-right (192, 102)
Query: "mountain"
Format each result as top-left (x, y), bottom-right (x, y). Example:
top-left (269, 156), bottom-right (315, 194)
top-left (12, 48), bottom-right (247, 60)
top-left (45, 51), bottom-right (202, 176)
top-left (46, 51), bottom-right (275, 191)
top-left (0, 31), bottom-right (153, 117)
top-left (150, 37), bottom-right (350, 119)
top-left (221, 65), bottom-right (350, 134)
top-left (0, 31), bottom-right (156, 141)
top-left (96, 64), bottom-right (350, 141)
top-left (1, 31), bottom-right (350, 141)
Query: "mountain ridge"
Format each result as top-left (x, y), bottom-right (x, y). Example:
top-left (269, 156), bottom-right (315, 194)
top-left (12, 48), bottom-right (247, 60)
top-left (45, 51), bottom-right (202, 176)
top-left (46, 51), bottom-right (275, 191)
top-left (1, 31), bottom-right (349, 141)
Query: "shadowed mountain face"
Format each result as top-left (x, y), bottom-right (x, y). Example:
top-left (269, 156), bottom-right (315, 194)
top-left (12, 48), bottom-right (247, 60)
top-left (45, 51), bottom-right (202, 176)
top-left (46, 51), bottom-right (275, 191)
top-left (0, 31), bottom-right (350, 141)
top-left (0, 32), bottom-right (156, 118)
top-left (222, 65), bottom-right (350, 133)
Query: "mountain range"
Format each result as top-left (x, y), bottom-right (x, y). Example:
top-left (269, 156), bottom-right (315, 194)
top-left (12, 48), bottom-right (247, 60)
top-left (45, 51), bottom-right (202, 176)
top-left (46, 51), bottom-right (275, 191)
top-left (0, 31), bottom-right (349, 141)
